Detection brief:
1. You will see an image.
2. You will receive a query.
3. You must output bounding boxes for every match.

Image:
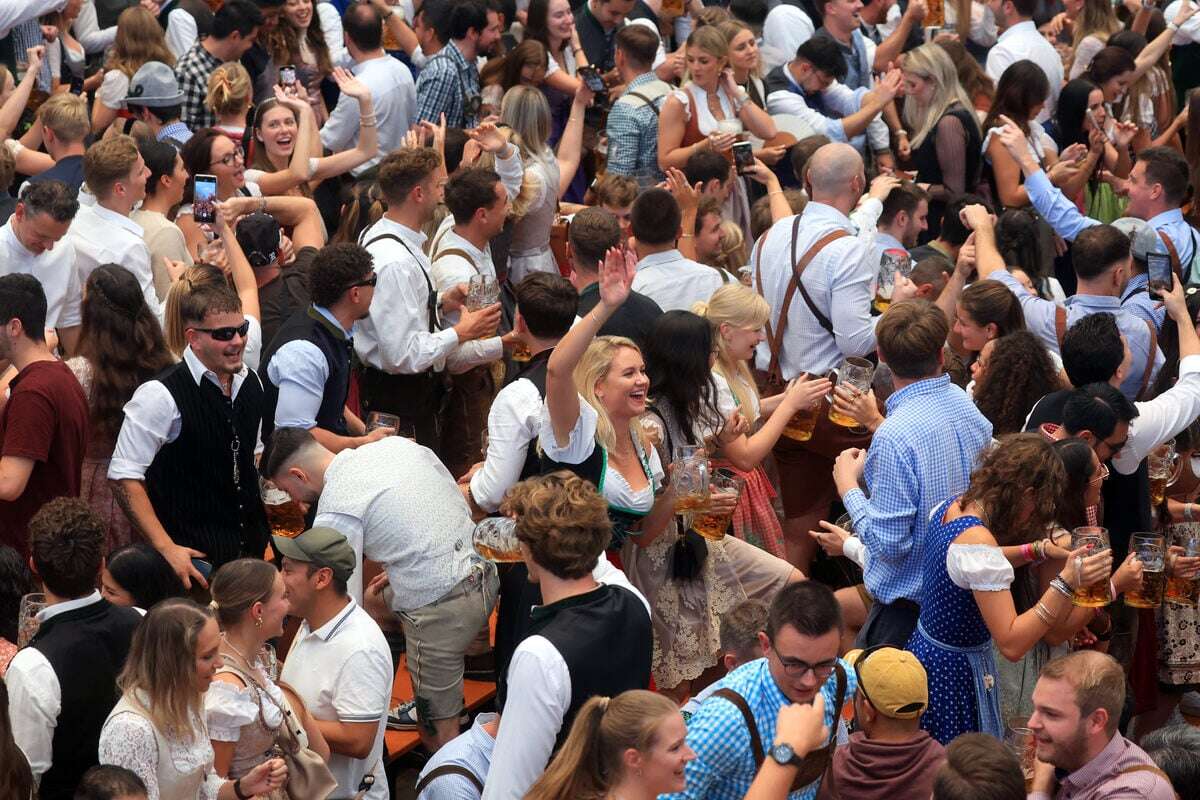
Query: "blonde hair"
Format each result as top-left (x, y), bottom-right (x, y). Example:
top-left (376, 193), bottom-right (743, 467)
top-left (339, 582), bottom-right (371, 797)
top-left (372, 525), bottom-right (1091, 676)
top-left (164, 264), bottom-right (229, 357)
top-left (712, 219), bottom-right (747, 274)
top-left (574, 335), bottom-right (643, 452)
top-left (1040, 650), bottom-right (1125, 735)
top-left (83, 134), bottom-right (140, 199)
top-left (106, 5), bottom-right (175, 77)
top-left (685, 26), bottom-right (729, 83)
top-left (693, 283), bottom-right (769, 423)
top-left (38, 93), bottom-right (89, 144)
top-left (901, 43), bottom-right (979, 150)
top-left (526, 690), bottom-right (681, 800)
top-left (716, 19), bottom-right (759, 78)
top-left (1073, 0), bottom-right (1122, 51)
top-left (118, 598), bottom-right (212, 742)
top-left (209, 558), bottom-right (279, 630)
top-left (501, 85), bottom-right (552, 161)
top-left (206, 62), bottom-right (253, 118)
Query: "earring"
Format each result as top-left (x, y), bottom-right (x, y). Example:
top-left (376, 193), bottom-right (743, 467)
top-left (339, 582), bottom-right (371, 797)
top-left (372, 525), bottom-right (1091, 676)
top-left (254, 616), bottom-right (263, 628)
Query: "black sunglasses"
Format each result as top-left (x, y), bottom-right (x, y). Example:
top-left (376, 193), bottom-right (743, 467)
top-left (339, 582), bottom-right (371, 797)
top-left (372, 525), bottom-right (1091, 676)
top-left (346, 273), bottom-right (378, 290)
top-left (190, 320), bottom-right (251, 341)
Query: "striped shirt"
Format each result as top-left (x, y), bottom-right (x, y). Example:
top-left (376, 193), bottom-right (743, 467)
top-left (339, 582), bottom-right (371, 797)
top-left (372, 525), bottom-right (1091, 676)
top-left (1029, 732), bottom-right (1176, 800)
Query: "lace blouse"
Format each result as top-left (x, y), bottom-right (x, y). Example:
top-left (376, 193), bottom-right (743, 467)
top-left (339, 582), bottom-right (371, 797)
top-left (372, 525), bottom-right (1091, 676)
top-left (99, 704), bottom-right (223, 800)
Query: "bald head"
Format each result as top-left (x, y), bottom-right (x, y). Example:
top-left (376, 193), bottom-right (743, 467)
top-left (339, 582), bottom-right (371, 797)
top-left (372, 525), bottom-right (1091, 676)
top-left (807, 143), bottom-right (865, 208)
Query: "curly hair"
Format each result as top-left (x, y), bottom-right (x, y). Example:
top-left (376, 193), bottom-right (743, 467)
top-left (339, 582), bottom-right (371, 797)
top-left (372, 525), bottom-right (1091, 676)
top-left (78, 265), bottom-right (175, 445)
top-left (308, 243), bottom-right (372, 307)
top-left (973, 330), bottom-right (1060, 435)
top-left (961, 433), bottom-right (1065, 546)
top-left (0, 544), bottom-right (33, 643)
top-left (30, 498), bottom-right (106, 598)
top-left (501, 472), bottom-right (612, 579)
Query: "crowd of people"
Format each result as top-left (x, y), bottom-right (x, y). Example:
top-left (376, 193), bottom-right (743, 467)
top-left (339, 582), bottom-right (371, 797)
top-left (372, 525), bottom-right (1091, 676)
top-left (5, 0), bottom-right (1200, 797)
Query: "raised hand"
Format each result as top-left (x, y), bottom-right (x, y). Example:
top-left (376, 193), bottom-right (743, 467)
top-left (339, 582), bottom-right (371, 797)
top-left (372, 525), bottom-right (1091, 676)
top-left (868, 173), bottom-right (901, 201)
top-left (598, 245), bottom-right (634, 310)
top-left (331, 66), bottom-right (370, 100)
top-left (664, 166), bottom-right (701, 212)
top-left (272, 83), bottom-right (308, 112)
top-left (873, 68), bottom-right (903, 103)
top-left (25, 45), bottom-right (45, 74)
top-left (469, 121), bottom-right (510, 153)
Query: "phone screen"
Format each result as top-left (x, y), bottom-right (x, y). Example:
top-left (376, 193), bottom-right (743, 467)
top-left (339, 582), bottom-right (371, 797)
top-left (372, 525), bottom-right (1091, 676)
top-left (279, 65), bottom-right (297, 85)
top-left (193, 174), bottom-right (217, 224)
top-left (732, 141), bottom-right (754, 175)
top-left (580, 67), bottom-right (605, 93)
top-left (1147, 252), bottom-right (1172, 296)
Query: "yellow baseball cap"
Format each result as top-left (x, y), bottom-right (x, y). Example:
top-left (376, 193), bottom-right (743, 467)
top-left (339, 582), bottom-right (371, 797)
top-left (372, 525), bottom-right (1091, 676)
top-left (845, 646), bottom-right (929, 720)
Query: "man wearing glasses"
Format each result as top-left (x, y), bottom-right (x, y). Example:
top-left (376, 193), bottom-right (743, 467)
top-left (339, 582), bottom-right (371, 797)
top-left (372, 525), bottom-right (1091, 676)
top-left (663, 581), bottom-right (856, 800)
top-left (109, 280), bottom-right (268, 591)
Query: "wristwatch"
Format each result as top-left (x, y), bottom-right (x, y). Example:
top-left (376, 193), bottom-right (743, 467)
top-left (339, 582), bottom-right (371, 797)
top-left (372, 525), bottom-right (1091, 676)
top-left (770, 742), bottom-right (803, 767)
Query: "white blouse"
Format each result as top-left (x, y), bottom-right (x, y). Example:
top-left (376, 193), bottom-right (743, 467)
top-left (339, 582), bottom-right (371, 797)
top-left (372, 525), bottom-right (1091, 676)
top-left (99, 709), bottom-right (222, 800)
top-left (946, 543), bottom-right (1015, 592)
top-left (671, 83), bottom-right (740, 138)
top-left (712, 369), bottom-right (761, 423)
top-left (203, 677), bottom-right (286, 742)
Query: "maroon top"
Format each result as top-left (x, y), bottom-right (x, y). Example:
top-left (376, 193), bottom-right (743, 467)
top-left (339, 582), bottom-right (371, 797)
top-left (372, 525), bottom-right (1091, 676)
top-left (0, 359), bottom-right (88, 557)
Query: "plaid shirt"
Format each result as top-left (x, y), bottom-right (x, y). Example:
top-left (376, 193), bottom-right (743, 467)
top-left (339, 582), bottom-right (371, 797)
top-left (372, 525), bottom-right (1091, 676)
top-left (843, 374), bottom-right (992, 605)
top-left (175, 42), bottom-right (222, 130)
top-left (12, 21), bottom-right (51, 91)
top-left (661, 657), bottom-right (856, 800)
top-left (415, 42), bottom-right (478, 128)
top-left (605, 72), bottom-right (668, 186)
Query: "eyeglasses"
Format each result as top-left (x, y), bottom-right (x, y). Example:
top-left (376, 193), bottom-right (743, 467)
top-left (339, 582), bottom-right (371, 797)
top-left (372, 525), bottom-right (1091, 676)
top-left (210, 150), bottom-right (245, 168)
top-left (1090, 463), bottom-right (1110, 485)
top-left (189, 320), bottom-right (251, 341)
top-left (345, 273), bottom-right (378, 290)
top-left (770, 643), bottom-right (838, 680)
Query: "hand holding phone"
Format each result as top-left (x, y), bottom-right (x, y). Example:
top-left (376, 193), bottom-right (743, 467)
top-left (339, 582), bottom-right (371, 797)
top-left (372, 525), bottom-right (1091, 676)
top-left (578, 65), bottom-right (606, 93)
top-left (732, 140), bottom-right (755, 176)
top-left (193, 174), bottom-right (217, 224)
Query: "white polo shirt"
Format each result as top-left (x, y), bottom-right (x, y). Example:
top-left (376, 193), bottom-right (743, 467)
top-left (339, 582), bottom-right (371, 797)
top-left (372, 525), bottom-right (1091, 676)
top-left (280, 598), bottom-right (392, 800)
top-left (0, 218), bottom-right (81, 330)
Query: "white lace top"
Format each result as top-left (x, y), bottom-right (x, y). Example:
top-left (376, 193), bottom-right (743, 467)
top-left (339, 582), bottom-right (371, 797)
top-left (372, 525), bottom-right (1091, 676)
top-left (946, 543), bottom-right (1015, 591)
top-left (671, 82), bottom-right (739, 137)
top-left (99, 697), bottom-right (223, 800)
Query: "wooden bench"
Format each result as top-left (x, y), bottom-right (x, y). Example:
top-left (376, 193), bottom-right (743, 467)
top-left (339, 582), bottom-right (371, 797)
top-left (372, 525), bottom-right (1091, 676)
top-left (385, 654), bottom-right (498, 760)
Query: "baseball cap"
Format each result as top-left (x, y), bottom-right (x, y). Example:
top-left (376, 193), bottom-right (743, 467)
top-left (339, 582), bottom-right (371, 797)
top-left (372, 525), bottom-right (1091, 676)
top-left (236, 212), bottom-right (281, 268)
top-left (1111, 217), bottom-right (1155, 260)
top-left (845, 646), bottom-right (928, 719)
top-left (272, 527), bottom-right (357, 582)
top-left (125, 61), bottom-right (186, 108)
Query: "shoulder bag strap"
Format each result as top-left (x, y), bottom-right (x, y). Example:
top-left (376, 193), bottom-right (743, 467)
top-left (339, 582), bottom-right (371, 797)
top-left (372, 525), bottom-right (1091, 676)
top-left (711, 688), bottom-right (765, 765)
top-left (1116, 764), bottom-right (1180, 800)
top-left (795, 229), bottom-right (852, 337)
top-left (352, 760), bottom-right (381, 800)
top-left (1158, 231), bottom-right (1184, 283)
top-left (414, 764), bottom-right (485, 794)
top-left (1138, 317), bottom-right (1159, 400)
top-left (1054, 305), bottom-right (1068, 349)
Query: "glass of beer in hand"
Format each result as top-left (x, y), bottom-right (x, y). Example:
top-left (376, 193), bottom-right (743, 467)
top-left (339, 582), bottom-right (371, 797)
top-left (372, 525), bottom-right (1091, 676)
top-left (671, 448), bottom-right (710, 517)
top-left (472, 517), bottom-right (524, 562)
top-left (828, 357), bottom-right (875, 428)
top-left (1147, 443), bottom-right (1180, 507)
top-left (692, 469), bottom-right (746, 540)
top-left (1071, 526), bottom-right (1113, 607)
top-left (873, 250), bottom-right (912, 314)
top-left (1126, 533), bottom-right (1166, 608)
top-left (1167, 529), bottom-right (1200, 607)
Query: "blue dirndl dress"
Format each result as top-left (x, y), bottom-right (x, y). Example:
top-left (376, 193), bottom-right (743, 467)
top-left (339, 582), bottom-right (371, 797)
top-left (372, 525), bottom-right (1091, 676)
top-left (906, 497), bottom-right (1005, 744)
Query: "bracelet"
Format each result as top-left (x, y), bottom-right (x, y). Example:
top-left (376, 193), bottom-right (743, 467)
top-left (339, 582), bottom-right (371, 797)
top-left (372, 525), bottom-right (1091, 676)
top-left (1050, 576), bottom-right (1074, 597)
top-left (1021, 542), bottom-right (1035, 564)
top-left (768, 190), bottom-right (784, 196)
top-left (573, 46), bottom-right (584, 55)
top-left (233, 778), bottom-right (251, 800)
top-left (360, 113), bottom-right (378, 125)
top-left (1168, 21), bottom-right (1180, 31)
top-left (1034, 601), bottom-right (1057, 626)
top-left (679, 233), bottom-right (694, 238)
top-left (258, 198), bottom-right (267, 214)
top-left (1185, 503), bottom-right (1195, 522)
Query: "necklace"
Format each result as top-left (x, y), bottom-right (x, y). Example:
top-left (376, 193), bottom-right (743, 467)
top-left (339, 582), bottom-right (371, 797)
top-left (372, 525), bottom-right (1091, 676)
top-left (221, 633), bottom-right (258, 668)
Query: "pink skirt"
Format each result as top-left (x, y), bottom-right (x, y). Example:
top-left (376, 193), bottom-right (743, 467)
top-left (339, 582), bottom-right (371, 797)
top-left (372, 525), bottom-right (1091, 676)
top-left (80, 457), bottom-right (136, 556)
top-left (712, 460), bottom-right (786, 559)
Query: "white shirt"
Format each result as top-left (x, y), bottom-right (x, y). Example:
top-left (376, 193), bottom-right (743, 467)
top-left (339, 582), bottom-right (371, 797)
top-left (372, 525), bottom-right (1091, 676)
top-left (165, 7), bottom-right (198, 60)
top-left (108, 346), bottom-right (262, 481)
top-left (481, 559), bottom-right (649, 800)
top-left (0, 0), bottom-right (64, 37)
top-left (764, 63), bottom-right (890, 153)
top-left (267, 305), bottom-right (353, 432)
top-left (71, 0), bottom-right (117, 55)
top-left (68, 202), bottom-right (160, 319)
top-left (469, 372), bottom-right (542, 513)
top-left (355, 217), bottom-right (501, 374)
top-left (752, 202), bottom-right (880, 377)
top-left (1166, 0), bottom-right (1200, 43)
top-left (319, 1), bottom-right (350, 68)
top-left (0, 219), bottom-right (81, 330)
top-left (761, 5), bottom-right (814, 75)
top-left (1113, 353), bottom-right (1200, 475)
top-left (312, 436), bottom-right (481, 610)
top-left (430, 222), bottom-right (496, 318)
top-left (630, 249), bottom-right (726, 312)
top-left (985, 20), bottom-right (1063, 122)
top-left (320, 54), bottom-right (417, 177)
top-left (7, 591), bottom-right (104, 781)
top-left (280, 599), bottom-right (392, 800)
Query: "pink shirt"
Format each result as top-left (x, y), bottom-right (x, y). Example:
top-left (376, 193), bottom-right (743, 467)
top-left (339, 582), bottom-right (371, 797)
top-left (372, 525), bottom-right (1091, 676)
top-left (1029, 733), bottom-right (1177, 800)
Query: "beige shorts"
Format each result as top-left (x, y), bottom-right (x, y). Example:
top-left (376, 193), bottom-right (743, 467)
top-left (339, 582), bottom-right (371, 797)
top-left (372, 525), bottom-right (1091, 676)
top-left (397, 561), bottom-right (499, 728)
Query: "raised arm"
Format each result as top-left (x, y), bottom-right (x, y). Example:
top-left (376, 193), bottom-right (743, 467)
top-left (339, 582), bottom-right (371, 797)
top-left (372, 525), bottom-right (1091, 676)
top-left (251, 88), bottom-right (318, 196)
top-left (555, 82), bottom-right (595, 198)
top-left (0, 46), bottom-right (44, 140)
top-left (1132, 1), bottom-right (1196, 82)
top-left (310, 68), bottom-right (379, 182)
top-left (214, 200), bottom-right (261, 322)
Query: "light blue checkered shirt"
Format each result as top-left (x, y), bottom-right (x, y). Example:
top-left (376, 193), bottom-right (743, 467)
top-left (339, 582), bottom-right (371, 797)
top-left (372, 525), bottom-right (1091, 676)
top-left (659, 657), bottom-right (856, 800)
top-left (843, 374), bottom-right (992, 605)
top-left (606, 72), bottom-right (667, 186)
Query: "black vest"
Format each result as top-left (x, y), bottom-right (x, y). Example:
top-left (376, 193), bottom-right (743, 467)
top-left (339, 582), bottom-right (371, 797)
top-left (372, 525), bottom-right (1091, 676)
top-left (260, 306), bottom-right (353, 443)
top-left (508, 348), bottom-right (553, 481)
top-left (528, 585), bottom-right (652, 748)
top-left (158, 0), bottom-right (214, 40)
top-left (145, 361), bottom-right (270, 567)
top-left (95, 0), bottom-right (138, 29)
top-left (29, 599), bottom-right (141, 800)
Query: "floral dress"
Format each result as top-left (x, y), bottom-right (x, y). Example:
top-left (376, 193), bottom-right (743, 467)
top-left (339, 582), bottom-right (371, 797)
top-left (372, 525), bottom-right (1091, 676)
top-left (908, 498), bottom-right (1008, 744)
top-left (1160, 454), bottom-right (1200, 689)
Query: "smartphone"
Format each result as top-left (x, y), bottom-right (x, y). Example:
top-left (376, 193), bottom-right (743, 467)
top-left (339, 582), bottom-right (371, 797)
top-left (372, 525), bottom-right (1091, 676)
top-left (193, 174), bottom-right (217, 224)
top-left (732, 141), bottom-right (755, 176)
top-left (279, 64), bottom-right (297, 85)
top-left (1085, 108), bottom-right (1115, 144)
top-left (578, 65), bottom-right (606, 93)
top-left (1147, 251), bottom-right (1172, 298)
top-left (191, 558), bottom-right (213, 580)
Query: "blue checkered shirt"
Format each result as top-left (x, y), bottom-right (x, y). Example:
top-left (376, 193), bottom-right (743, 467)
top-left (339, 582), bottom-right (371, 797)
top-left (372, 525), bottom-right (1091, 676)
top-left (415, 42), bottom-right (479, 129)
top-left (12, 21), bottom-right (51, 92)
top-left (606, 72), bottom-right (668, 186)
top-left (843, 374), bottom-right (992, 605)
top-left (175, 42), bottom-right (221, 130)
top-left (1121, 273), bottom-right (1167, 331)
top-left (659, 657), bottom-right (856, 800)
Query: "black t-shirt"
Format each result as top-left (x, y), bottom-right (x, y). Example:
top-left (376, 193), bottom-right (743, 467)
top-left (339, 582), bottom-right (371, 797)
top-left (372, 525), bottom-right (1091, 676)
top-left (576, 281), bottom-right (663, 350)
top-left (260, 247), bottom-right (315, 349)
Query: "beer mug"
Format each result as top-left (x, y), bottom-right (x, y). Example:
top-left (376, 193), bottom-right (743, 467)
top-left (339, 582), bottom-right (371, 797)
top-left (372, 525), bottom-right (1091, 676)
top-left (366, 411), bottom-right (401, 433)
top-left (829, 357), bottom-right (875, 429)
top-left (1167, 529), bottom-right (1200, 607)
top-left (472, 517), bottom-right (523, 562)
top-left (1006, 720), bottom-right (1036, 787)
top-left (671, 448), bottom-right (710, 515)
top-left (692, 469), bottom-right (746, 540)
top-left (18, 593), bottom-right (46, 648)
top-left (873, 250), bottom-right (912, 314)
top-left (1070, 526), bottom-right (1112, 607)
top-left (466, 275), bottom-right (500, 311)
top-left (1147, 442), bottom-right (1181, 507)
top-left (1126, 533), bottom-right (1166, 608)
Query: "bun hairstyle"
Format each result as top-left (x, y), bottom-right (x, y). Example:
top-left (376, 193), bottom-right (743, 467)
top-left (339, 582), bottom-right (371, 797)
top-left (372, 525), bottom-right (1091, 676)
top-left (206, 62), bottom-right (252, 118)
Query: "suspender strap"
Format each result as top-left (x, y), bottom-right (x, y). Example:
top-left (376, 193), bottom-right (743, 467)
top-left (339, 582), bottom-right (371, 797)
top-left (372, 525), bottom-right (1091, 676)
top-left (432, 248), bottom-right (480, 272)
top-left (1158, 231), bottom-right (1185, 283)
top-left (1116, 764), bottom-right (1180, 800)
top-left (1138, 317), bottom-right (1158, 400)
top-left (1054, 305), bottom-right (1067, 348)
top-left (711, 688), bottom-right (766, 764)
top-left (413, 764), bottom-right (485, 794)
top-left (361, 232), bottom-right (438, 334)
top-left (626, 90), bottom-right (663, 115)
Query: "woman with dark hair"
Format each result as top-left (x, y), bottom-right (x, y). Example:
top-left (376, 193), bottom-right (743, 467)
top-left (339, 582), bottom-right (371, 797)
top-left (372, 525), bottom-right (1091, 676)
top-left (1049, 78), bottom-right (1133, 223)
top-left (0, 678), bottom-right (34, 799)
top-left (481, 39), bottom-right (549, 115)
top-left (972, 331), bottom-right (1064, 435)
top-left (994, 208), bottom-right (1064, 301)
top-left (101, 542), bottom-right (187, 611)
top-left (0, 545), bottom-right (33, 676)
top-left (907, 434), bottom-right (1108, 743)
top-left (980, 60), bottom-right (1055, 208)
top-left (132, 137), bottom-right (194, 303)
top-left (643, 311), bottom-right (723, 448)
top-left (525, 0), bottom-right (591, 200)
top-left (176, 129), bottom-right (263, 258)
top-left (269, 0), bottom-right (336, 122)
top-left (953, 279), bottom-right (1026, 359)
top-left (67, 265), bottom-right (175, 554)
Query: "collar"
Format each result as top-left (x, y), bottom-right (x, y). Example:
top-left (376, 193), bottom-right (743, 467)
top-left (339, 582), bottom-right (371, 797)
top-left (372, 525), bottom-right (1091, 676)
top-left (1065, 293), bottom-right (1121, 310)
top-left (754, 657), bottom-right (793, 712)
top-left (876, 231), bottom-right (906, 252)
top-left (1122, 272), bottom-right (1148, 298)
top-left (313, 304), bottom-right (354, 338)
top-left (470, 711), bottom-right (499, 743)
top-left (627, 71), bottom-right (660, 90)
top-left (440, 40), bottom-right (471, 70)
top-left (443, 226), bottom-right (489, 264)
top-left (183, 342), bottom-right (249, 389)
top-left (530, 584), bottom-right (606, 624)
top-left (1061, 733), bottom-right (1129, 791)
top-left (1147, 208), bottom-right (1184, 229)
top-left (157, 121), bottom-right (190, 141)
top-left (305, 597), bottom-right (357, 642)
top-left (0, 219), bottom-right (36, 259)
top-left (884, 373), bottom-right (951, 414)
top-left (998, 19), bottom-right (1037, 42)
top-left (375, 215), bottom-right (428, 249)
top-left (194, 42), bottom-right (223, 66)
top-left (802, 201), bottom-right (855, 229)
top-left (37, 590), bottom-right (103, 623)
top-left (926, 239), bottom-right (952, 259)
top-left (637, 249), bottom-right (685, 269)
top-left (88, 202), bottom-right (144, 237)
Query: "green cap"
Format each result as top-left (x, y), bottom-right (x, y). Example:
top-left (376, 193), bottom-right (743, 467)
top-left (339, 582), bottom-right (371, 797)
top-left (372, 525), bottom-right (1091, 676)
top-left (272, 527), bottom-right (356, 582)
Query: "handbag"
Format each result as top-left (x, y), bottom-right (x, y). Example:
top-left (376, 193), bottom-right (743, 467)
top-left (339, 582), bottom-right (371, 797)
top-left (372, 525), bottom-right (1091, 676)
top-left (218, 660), bottom-right (339, 800)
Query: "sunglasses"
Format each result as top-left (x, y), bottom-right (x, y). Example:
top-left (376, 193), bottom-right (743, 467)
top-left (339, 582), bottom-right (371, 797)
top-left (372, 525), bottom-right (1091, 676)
top-left (346, 273), bottom-right (378, 290)
top-left (190, 320), bottom-right (251, 341)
